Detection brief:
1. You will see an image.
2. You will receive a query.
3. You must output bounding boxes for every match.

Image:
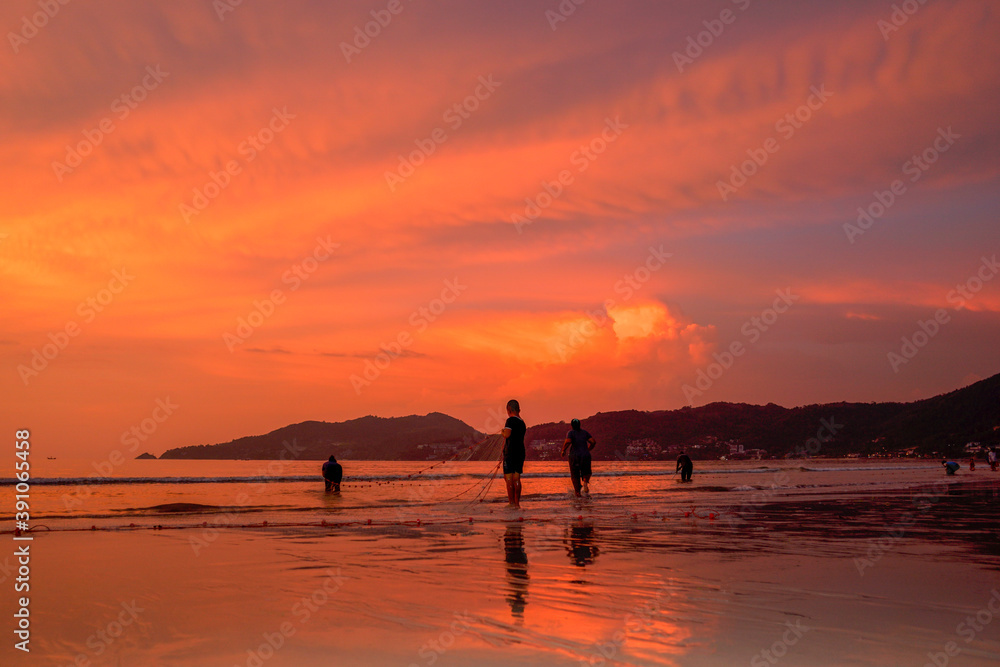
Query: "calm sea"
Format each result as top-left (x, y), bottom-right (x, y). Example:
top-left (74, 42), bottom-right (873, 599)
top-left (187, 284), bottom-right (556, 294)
top-left (5, 458), bottom-right (999, 666)
top-left (6, 458), bottom-right (955, 533)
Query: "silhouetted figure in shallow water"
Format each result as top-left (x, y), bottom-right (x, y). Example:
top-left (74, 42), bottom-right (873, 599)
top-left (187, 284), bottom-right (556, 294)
top-left (676, 452), bottom-right (693, 482)
top-left (565, 523), bottom-right (599, 567)
top-left (561, 418), bottom-right (596, 497)
top-left (503, 524), bottom-right (528, 621)
top-left (502, 399), bottom-right (526, 509)
top-left (322, 455), bottom-right (343, 492)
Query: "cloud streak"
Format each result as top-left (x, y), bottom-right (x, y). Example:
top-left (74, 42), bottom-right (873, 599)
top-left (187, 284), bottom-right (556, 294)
top-left (1, 0), bottom-right (998, 457)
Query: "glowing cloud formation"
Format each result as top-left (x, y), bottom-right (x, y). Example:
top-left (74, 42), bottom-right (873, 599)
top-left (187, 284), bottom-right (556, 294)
top-left (1, 0), bottom-right (998, 457)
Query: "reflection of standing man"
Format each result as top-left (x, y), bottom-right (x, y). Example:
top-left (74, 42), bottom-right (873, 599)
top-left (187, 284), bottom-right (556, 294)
top-left (676, 452), bottom-right (693, 482)
top-left (503, 524), bottom-right (529, 622)
top-left (565, 522), bottom-right (599, 567)
top-left (501, 399), bottom-right (526, 509)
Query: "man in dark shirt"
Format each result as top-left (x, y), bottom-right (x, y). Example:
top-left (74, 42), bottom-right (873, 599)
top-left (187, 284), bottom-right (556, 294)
top-left (322, 455), bottom-right (343, 492)
top-left (676, 452), bottom-right (693, 482)
top-left (501, 399), bottom-right (526, 509)
top-left (561, 418), bottom-right (596, 496)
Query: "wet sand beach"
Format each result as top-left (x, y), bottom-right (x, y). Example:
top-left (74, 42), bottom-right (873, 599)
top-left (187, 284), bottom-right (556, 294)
top-left (3, 461), bottom-right (999, 665)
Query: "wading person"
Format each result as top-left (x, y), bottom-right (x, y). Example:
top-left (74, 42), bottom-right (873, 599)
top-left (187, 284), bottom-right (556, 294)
top-left (322, 455), bottom-right (343, 492)
top-left (501, 399), bottom-right (526, 509)
top-left (676, 452), bottom-right (693, 482)
top-left (560, 418), bottom-right (596, 497)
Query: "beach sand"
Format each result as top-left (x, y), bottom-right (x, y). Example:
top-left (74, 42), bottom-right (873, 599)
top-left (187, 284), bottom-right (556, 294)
top-left (5, 472), bottom-right (1000, 666)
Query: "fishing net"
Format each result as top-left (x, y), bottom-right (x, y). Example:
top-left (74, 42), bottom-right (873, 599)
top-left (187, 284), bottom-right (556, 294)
top-left (374, 433), bottom-right (508, 504)
top-left (455, 433), bottom-right (506, 462)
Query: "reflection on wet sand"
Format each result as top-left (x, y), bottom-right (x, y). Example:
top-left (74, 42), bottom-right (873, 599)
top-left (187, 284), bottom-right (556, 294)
top-left (503, 524), bottom-right (529, 622)
top-left (566, 522), bottom-right (599, 567)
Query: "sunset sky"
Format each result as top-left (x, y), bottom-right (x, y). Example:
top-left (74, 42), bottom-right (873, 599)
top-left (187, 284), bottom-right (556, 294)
top-left (3, 0), bottom-right (999, 459)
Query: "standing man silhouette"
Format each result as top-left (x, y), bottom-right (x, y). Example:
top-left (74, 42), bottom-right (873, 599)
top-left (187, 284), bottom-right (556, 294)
top-left (501, 399), bottom-right (526, 509)
top-left (561, 418), bottom-right (596, 496)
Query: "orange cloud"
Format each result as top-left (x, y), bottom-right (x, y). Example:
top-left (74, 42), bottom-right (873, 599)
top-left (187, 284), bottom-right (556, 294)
top-left (1, 0), bottom-right (998, 457)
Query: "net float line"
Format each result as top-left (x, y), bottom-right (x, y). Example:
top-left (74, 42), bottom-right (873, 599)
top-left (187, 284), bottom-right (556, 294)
top-left (369, 433), bottom-right (506, 488)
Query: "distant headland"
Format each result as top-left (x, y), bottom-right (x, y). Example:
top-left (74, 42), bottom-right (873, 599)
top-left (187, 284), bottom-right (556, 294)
top-left (155, 374), bottom-right (1000, 461)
